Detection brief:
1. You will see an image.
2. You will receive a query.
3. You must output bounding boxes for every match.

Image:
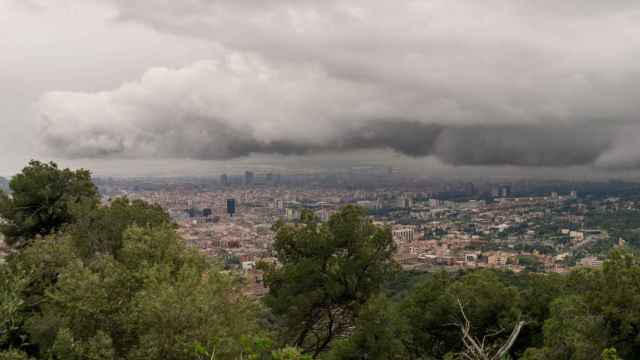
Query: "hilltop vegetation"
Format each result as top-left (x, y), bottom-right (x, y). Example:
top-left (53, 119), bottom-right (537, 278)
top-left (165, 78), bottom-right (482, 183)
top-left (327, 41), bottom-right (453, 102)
top-left (1, 161), bottom-right (639, 359)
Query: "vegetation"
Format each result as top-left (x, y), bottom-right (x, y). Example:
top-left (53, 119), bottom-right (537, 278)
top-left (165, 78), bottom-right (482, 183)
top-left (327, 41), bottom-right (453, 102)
top-left (262, 207), bottom-right (398, 357)
top-left (3, 160), bottom-right (640, 359)
top-left (0, 161), bottom-right (97, 247)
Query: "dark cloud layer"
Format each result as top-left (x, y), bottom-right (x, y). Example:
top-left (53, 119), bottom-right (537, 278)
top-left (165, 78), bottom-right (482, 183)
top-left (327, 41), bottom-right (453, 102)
top-left (40, 108), bottom-right (620, 168)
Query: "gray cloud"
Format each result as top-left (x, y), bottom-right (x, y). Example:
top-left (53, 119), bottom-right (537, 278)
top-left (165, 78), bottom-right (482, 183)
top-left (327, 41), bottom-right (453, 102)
top-left (434, 125), bottom-right (613, 167)
top-left (33, 0), bottom-right (640, 170)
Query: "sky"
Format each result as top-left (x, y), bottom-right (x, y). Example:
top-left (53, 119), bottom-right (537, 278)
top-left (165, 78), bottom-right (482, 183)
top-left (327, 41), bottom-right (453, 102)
top-left (3, 0), bottom-right (640, 178)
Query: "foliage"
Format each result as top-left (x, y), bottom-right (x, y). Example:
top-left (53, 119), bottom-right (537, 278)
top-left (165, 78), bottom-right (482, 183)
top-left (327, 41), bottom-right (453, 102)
top-left (67, 197), bottom-right (172, 259)
top-left (401, 270), bottom-right (523, 359)
top-left (524, 249), bottom-right (640, 359)
top-left (262, 206), bottom-right (398, 357)
top-left (0, 349), bottom-right (31, 360)
top-left (0, 266), bottom-right (30, 351)
top-left (601, 348), bottom-right (622, 360)
top-left (325, 295), bottom-right (408, 360)
top-left (271, 347), bottom-right (313, 360)
top-left (0, 161), bottom-right (97, 247)
top-left (587, 210), bottom-right (640, 248)
top-left (16, 227), bottom-right (260, 360)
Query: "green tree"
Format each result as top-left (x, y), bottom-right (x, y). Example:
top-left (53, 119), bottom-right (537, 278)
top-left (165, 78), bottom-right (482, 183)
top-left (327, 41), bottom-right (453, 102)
top-left (271, 347), bottom-right (313, 360)
top-left (402, 270), bottom-right (523, 359)
top-left (601, 348), bottom-right (622, 360)
top-left (524, 295), bottom-right (607, 360)
top-left (0, 265), bottom-right (30, 351)
top-left (262, 206), bottom-right (398, 357)
top-left (0, 349), bottom-right (31, 360)
top-left (525, 249), bottom-right (640, 359)
top-left (67, 197), bottom-right (172, 259)
top-left (326, 295), bottom-right (408, 360)
top-left (0, 161), bottom-right (97, 247)
top-left (21, 226), bottom-right (261, 360)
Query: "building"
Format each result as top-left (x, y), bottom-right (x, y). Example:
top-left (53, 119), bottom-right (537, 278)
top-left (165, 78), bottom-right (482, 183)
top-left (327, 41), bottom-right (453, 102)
top-left (286, 208), bottom-right (301, 221)
top-left (244, 171), bottom-right (254, 185)
top-left (569, 231), bottom-right (585, 243)
top-left (464, 182), bottom-right (476, 196)
top-left (392, 228), bottom-right (414, 242)
top-left (274, 199), bottom-right (285, 210)
top-left (500, 185), bottom-right (512, 198)
top-left (401, 196), bottom-right (413, 209)
top-left (317, 208), bottom-right (334, 222)
top-left (220, 174), bottom-right (229, 186)
top-left (579, 256), bottom-right (603, 268)
top-left (226, 199), bottom-right (236, 216)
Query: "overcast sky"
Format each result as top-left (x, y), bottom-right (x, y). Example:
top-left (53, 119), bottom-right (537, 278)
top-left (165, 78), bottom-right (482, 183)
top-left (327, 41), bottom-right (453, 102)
top-left (3, 0), bottom-right (640, 178)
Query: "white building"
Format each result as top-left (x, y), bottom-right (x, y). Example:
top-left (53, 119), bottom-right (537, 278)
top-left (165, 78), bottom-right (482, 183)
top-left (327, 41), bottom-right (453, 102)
top-left (392, 228), bottom-right (415, 242)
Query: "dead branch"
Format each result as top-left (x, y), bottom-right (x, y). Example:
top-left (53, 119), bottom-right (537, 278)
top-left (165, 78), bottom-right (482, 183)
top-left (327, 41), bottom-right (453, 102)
top-left (455, 298), bottom-right (526, 360)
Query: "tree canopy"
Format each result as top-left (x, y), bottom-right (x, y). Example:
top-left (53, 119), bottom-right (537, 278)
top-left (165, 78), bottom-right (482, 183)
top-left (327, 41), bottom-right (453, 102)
top-left (262, 206), bottom-right (398, 357)
top-left (0, 161), bottom-right (98, 247)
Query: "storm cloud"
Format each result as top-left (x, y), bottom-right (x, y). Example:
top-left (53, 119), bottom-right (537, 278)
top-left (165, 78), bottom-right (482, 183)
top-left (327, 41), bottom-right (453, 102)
top-left (34, 0), bottom-right (640, 169)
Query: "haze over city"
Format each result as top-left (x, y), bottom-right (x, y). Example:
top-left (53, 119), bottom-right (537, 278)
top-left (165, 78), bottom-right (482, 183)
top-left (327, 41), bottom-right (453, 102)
top-left (3, 0), bottom-right (640, 178)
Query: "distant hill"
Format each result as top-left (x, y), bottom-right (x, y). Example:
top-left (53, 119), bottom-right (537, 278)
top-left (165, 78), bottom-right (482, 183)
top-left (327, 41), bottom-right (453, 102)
top-left (0, 176), bottom-right (9, 192)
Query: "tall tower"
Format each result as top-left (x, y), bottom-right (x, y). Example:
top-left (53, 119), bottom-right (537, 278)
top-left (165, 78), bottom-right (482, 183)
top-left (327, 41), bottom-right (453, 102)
top-left (226, 199), bottom-right (236, 217)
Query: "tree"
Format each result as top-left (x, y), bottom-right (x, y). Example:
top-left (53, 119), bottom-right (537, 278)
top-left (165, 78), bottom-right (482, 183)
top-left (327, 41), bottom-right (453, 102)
top-left (0, 161), bottom-right (97, 247)
top-left (326, 295), bottom-right (408, 360)
top-left (67, 197), bottom-right (172, 259)
top-left (262, 206), bottom-right (398, 357)
top-left (0, 265), bottom-right (30, 351)
top-left (521, 295), bottom-right (607, 360)
top-left (454, 299), bottom-right (525, 360)
top-left (0, 349), bottom-right (31, 360)
top-left (523, 249), bottom-right (640, 359)
top-left (402, 270), bottom-right (523, 359)
top-left (22, 226), bottom-right (261, 360)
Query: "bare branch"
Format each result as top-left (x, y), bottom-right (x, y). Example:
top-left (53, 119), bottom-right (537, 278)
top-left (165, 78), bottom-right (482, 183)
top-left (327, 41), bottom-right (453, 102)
top-left (492, 320), bottom-right (526, 360)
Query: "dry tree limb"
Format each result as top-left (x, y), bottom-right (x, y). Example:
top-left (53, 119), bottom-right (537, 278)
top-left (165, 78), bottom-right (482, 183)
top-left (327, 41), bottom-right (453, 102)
top-left (455, 298), bottom-right (526, 360)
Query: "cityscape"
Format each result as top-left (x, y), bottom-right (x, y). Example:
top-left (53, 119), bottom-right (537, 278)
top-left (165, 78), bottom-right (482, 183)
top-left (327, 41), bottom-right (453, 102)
top-left (81, 169), bottom-right (640, 297)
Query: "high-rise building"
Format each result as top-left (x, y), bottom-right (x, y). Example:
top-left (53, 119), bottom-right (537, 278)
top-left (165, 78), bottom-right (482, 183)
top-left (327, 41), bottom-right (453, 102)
top-left (220, 174), bottom-right (229, 186)
top-left (226, 199), bottom-right (236, 216)
top-left (464, 182), bottom-right (476, 196)
top-left (275, 199), bottom-right (285, 210)
top-left (244, 171), bottom-right (254, 185)
top-left (500, 185), bottom-right (511, 198)
top-left (376, 198), bottom-right (383, 210)
top-left (401, 196), bottom-right (413, 209)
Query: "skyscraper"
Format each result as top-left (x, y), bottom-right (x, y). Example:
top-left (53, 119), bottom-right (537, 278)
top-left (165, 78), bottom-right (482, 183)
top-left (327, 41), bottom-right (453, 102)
top-left (220, 174), bottom-right (229, 186)
top-left (226, 199), bottom-right (236, 216)
top-left (244, 171), bottom-right (254, 185)
top-left (500, 185), bottom-right (511, 198)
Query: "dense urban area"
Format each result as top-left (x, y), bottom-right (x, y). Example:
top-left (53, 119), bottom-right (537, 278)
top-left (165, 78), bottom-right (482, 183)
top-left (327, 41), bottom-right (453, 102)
top-left (91, 169), bottom-right (640, 280)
